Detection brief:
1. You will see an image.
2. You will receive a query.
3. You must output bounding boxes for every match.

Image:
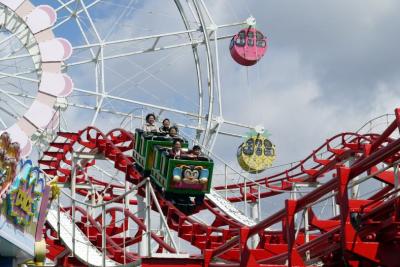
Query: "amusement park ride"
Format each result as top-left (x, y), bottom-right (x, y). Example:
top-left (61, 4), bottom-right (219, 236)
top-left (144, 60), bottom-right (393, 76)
top-left (0, 1), bottom-right (399, 267)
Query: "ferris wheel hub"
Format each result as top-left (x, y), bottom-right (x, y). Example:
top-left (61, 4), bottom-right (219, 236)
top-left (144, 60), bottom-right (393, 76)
top-left (215, 116), bottom-right (224, 124)
top-left (208, 23), bottom-right (218, 32)
top-left (246, 16), bottom-right (256, 26)
top-left (55, 98), bottom-right (68, 111)
top-left (254, 124), bottom-right (265, 134)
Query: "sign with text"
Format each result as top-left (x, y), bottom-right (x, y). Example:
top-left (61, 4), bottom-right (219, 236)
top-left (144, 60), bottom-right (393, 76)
top-left (0, 132), bottom-right (52, 256)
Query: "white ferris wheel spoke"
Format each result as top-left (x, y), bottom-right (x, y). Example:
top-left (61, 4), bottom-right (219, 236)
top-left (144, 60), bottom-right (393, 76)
top-left (105, 48), bottom-right (181, 95)
top-left (68, 33), bottom-right (233, 68)
top-left (0, 70), bottom-right (37, 80)
top-left (0, 88), bottom-right (29, 109)
top-left (0, 100), bottom-right (19, 120)
top-left (73, 87), bottom-right (203, 120)
top-left (64, 1), bottom-right (105, 109)
top-left (0, 30), bottom-right (20, 47)
top-left (55, 0), bottom-right (102, 14)
top-left (0, 0), bottom-right (258, 157)
top-left (54, 0), bottom-right (103, 30)
top-left (54, 0), bottom-right (76, 12)
top-left (0, 71), bottom-right (38, 83)
top-left (102, 0), bottom-right (138, 41)
top-left (0, 116), bottom-right (7, 128)
top-left (0, 89), bottom-right (35, 100)
top-left (103, 63), bottom-right (163, 103)
top-left (0, 53), bottom-right (32, 63)
top-left (90, 94), bottom-right (104, 126)
top-left (73, 14), bottom-right (98, 59)
top-left (73, 28), bottom-right (200, 50)
top-left (79, 0), bottom-right (102, 42)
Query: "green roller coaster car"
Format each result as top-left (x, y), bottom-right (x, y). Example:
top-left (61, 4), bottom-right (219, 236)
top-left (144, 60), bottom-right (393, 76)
top-left (133, 129), bottom-right (189, 171)
top-left (132, 129), bottom-right (214, 197)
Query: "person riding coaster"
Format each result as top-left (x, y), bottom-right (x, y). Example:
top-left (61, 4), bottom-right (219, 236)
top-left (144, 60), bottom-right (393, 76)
top-left (142, 113), bottom-right (158, 132)
top-left (159, 118), bottom-right (170, 133)
top-left (187, 145), bottom-right (202, 159)
top-left (133, 126), bottom-right (213, 212)
top-left (168, 125), bottom-right (179, 138)
top-left (167, 139), bottom-right (183, 158)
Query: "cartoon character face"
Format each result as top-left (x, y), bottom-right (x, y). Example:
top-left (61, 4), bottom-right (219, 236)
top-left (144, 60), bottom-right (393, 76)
top-left (182, 166), bottom-right (203, 184)
top-left (172, 165), bottom-right (209, 189)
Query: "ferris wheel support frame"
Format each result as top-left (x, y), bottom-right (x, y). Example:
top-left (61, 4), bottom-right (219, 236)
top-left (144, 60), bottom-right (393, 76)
top-left (0, 0), bottom-right (74, 157)
top-left (0, 0), bottom-right (263, 160)
top-left (196, 0), bottom-right (226, 151)
top-left (174, 0), bottom-right (205, 142)
top-left (52, 0), bottom-right (256, 149)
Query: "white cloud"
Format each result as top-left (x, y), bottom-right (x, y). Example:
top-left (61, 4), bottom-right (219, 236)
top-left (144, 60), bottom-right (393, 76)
top-left (31, 0), bottom-right (400, 178)
top-left (371, 81), bottom-right (400, 115)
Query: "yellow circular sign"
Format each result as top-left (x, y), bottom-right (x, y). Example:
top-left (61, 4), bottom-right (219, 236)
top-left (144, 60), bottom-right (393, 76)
top-left (237, 135), bottom-right (276, 173)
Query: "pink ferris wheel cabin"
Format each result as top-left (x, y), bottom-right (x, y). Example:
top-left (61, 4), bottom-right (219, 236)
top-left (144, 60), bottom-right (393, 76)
top-left (230, 27), bottom-right (268, 66)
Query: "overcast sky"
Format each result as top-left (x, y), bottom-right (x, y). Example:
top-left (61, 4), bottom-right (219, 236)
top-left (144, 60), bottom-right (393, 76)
top-left (208, 0), bottom-right (400, 168)
top-left (28, 0), bottom-right (400, 174)
top-left (14, 0), bottom-right (398, 251)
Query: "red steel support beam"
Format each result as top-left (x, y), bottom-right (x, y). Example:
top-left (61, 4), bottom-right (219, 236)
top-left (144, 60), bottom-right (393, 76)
top-left (370, 108), bottom-right (400, 152)
top-left (285, 200), bottom-right (304, 267)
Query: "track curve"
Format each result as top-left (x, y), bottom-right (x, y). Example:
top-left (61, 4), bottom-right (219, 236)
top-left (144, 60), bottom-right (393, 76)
top-left (40, 108), bottom-right (400, 266)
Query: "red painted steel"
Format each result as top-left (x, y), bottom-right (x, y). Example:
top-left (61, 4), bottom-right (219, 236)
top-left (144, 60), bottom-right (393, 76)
top-left (41, 108), bottom-right (400, 266)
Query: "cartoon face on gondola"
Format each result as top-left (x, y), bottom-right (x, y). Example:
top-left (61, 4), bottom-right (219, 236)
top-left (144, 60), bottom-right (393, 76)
top-left (172, 165), bottom-right (209, 185)
top-left (237, 135), bottom-right (276, 173)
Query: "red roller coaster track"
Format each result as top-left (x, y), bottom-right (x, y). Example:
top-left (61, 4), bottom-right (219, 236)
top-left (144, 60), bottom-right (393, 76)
top-left (39, 108), bottom-right (400, 267)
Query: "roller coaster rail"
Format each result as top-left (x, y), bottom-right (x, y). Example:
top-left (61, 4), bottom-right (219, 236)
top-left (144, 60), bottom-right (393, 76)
top-left (3, 0), bottom-right (399, 265)
top-left (36, 108), bottom-right (400, 266)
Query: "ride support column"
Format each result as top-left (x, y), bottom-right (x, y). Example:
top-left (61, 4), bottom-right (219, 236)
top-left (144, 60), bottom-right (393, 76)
top-left (249, 201), bottom-right (260, 248)
top-left (138, 178), bottom-right (152, 256)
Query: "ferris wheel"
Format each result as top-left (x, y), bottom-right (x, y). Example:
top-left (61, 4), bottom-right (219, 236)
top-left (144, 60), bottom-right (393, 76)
top-left (0, 0), bottom-right (266, 161)
top-left (3, 2), bottom-right (398, 267)
top-left (0, 0), bottom-right (73, 157)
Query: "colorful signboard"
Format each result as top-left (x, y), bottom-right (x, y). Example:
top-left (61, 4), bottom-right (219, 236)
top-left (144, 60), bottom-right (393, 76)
top-left (7, 160), bottom-right (46, 226)
top-left (0, 132), bottom-right (53, 259)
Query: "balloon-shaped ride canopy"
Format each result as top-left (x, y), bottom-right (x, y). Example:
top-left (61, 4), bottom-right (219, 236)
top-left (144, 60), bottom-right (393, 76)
top-left (230, 25), bottom-right (268, 66)
top-left (237, 132), bottom-right (276, 174)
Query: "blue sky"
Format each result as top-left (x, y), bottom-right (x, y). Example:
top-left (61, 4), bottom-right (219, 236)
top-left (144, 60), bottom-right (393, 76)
top-left (13, 0), bottom-right (399, 253)
top-left (209, 0), bottom-right (400, 169)
top-left (29, 0), bottom-right (400, 174)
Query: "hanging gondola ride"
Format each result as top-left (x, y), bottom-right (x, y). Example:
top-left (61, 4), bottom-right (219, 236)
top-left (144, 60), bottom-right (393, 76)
top-left (237, 129), bottom-right (276, 173)
top-left (230, 17), bottom-right (268, 66)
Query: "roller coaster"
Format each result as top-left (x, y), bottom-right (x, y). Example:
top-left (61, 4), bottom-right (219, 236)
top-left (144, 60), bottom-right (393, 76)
top-left (37, 109), bottom-right (400, 267)
top-left (0, 1), bottom-right (399, 266)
